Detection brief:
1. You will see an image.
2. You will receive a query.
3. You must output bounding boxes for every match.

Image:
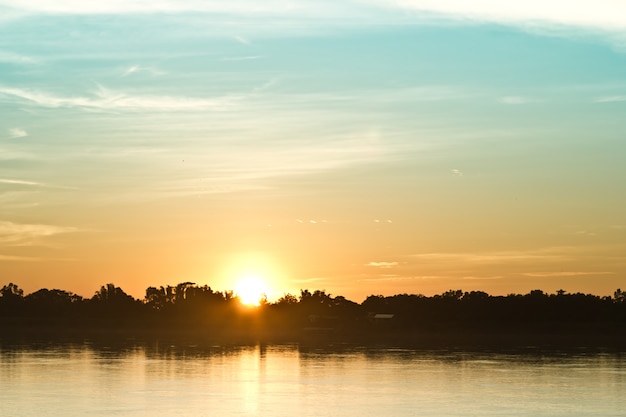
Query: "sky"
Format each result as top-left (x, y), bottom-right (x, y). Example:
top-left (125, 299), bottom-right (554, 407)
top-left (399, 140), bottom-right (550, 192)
top-left (1, 0), bottom-right (626, 302)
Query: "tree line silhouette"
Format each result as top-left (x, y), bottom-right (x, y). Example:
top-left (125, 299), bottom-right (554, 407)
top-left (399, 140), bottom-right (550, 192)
top-left (2, 282), bottom-right (626, 345)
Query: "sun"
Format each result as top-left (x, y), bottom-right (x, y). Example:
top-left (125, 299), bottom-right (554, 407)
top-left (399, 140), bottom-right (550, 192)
top-left (234, 275), bottom-right (270, 306)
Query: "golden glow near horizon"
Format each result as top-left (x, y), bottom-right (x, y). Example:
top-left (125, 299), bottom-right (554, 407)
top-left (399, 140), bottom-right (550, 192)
top-left (234, 275), bottom-right (270, 306)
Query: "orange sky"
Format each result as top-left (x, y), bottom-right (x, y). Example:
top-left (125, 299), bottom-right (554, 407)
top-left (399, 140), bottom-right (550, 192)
top-left (1, 1), bottom-right (625, 301)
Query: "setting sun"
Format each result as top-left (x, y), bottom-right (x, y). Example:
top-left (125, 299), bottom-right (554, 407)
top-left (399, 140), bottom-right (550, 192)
top-left (234, 276), bottom-right (270, 306)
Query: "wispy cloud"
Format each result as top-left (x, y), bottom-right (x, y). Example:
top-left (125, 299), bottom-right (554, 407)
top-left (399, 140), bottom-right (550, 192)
top-left (121, 65), bottom-right (166, 77)
top-left (5, 0), bottom-right (626, 45)
top-left (462, 276), bottom-right (503, 280)
top-left (410, 248), bottom-right (573, 264)
top-left (363, 275), bottom-right (444, 282)
top-left (451, 168), bottom-right (463, 177)
top-left (499, 96), bottom-right (532, 105)
top-left (0, 254), bottom-right (76, 262)
top-left (0, 221), bottom-right (78, 246)
top-left (0, 254), bottom-right (40, 262)
top-left (219, 55), bottom-right (264, 62)
top-left (148, 127), bottom-right (388, 198)
top-left (0, 51), bottom-right (37, 65)
top-left (233, 35), bottom-right (251, 45)
top-left (366, 261), bottom-right (399, 268)
top-left (6, 0), bottom-right (626, 31)
top-left (387, 1), bottom-right (626, 31)
top-left (0, 178), bottom-right (40, 186)
top-left (8, 127), bottom-right (27, 138)
top-left (574, 230), bottom-right (597, 237)
top-left (522, 271), bottom-right (615, 277)
top-left (0, 0), bottom-right (357, 17)
top-left (0, 178), bottom-right (76, 190)
top-left (594, 95), bottom-right (626, 103)
top-left (0, 85), bottom-right (238, 112)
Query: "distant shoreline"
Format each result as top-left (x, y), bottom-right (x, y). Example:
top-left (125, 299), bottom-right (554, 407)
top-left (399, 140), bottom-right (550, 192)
top-left (2, 283), bottom-right (626, 351)
top-left (3, 321), bottom-right (625, 351)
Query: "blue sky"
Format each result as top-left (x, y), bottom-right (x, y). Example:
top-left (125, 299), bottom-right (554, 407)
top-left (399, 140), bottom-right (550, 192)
top-left (1, 0), bottom-right (625, 299)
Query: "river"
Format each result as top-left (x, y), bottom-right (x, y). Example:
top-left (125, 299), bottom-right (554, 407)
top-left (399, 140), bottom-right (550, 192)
top-left (1, 342), bottom-right (624, 416)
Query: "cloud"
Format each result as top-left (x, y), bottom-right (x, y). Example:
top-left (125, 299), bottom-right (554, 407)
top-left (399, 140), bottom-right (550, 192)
top-left (461, 276), bottom-right (503, 280)
top-left (0, 85), bottom-right (238, 112)
top-left (451, 168), bottom-right (463, 176)
top-left (5, 0), bottom-right (626, 32)
top-left (522, 271), bottom-right (615, 277)
top-left (121, 65), bottom-right (166, 77)
top-left (410, 248), bottom-right (572, 264)
top-left (386, 1), bottom-right (626, 31)
top-left (0, 178), bottom-right (76, 190)
top-left (499, 96), bottom-right (532, 105)
top-left (4, 0), bottom-right (626, 48)
top-left (0, 0), bottom-right (356, 17)
top-left (0, 254), bottom-right (76, 262)
top-left (366, 261), bottom-right (399, 268)
top-left (0, 51), bottom-right (37, 65)
top-left (233, 35), bottom-right (251, 45)
top-left (219, 55), bottom-right (264, 62)
top-left (574, 230), bottom-right (596, 237)
top-left (8, 127), bottom-right (27, 138)
top-left (363, 275), bottom-right (444, 282)
top-left (594, 95), bottom-right (626, 103)
top-left (0, 254), bottom-right (40, 261)
top-left (0, 255), bottom-right (43, 262)
top-left (0, 178), bottom-right (40, 186)
top-left (0, 221), bottom-right (78, 246)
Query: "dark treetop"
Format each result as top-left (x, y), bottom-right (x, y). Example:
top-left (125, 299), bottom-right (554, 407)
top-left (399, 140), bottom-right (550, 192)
top-left (2, 283), bottom-right (626, 348)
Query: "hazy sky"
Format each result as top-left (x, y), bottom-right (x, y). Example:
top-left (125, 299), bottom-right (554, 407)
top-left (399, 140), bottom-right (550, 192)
top-left (1, 0), bottom-right (626, 301)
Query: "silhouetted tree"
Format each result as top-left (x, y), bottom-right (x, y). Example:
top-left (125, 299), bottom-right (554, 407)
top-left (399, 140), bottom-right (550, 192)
top-left (276, 293), bottom-right (298, 306)
top-left (92, 283), bottom-right (135, 304)
top-left (145, 286), bottom-right (167, 310)
top-left (1, 282), bottom-right (24, 299)
top-left (0, 282), bottom-right (25, 315)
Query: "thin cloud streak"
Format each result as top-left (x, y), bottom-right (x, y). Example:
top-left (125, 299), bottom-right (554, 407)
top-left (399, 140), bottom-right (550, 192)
top-left (121, 65), bottom-right (166, 77)
top-left (594, 95), bottom-right (626, 103)
top-left (0, 178), bottom-right (40, 186)
top-left (219, 56), bottom-right (264, 62)
top-left (233, 35), bottom-right (251, 45)
top-left (0, 85), bottom-right (239, 112)
top-left (153, 146), bottom-right (383, 197)
top-left (0, 221), bottom-right (78, 246)
top-left (0, 254), bottom-right (76, 262)
top-left (0, 254), bottom-right (40, 261)
top-left (363, 275), bottom-right (445, 282)
top-left (366, 261), bottom-right (399, 268)
top-left (499, 96), bottom-right (533, 105)
top-left (461, 276), bottom-right (503, 281)
top-left (409, 248), bottom-right (581, 265)
top-left (0, 178), bottom-right (77, 190)
top-left (0, 50), bottom-right (37, 65)
top-left (522, 271), bottom-right (616, 277)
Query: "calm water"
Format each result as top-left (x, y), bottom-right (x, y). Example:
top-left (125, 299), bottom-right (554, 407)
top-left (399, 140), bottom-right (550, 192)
top-left (1, 342), bottom-right (625, 416)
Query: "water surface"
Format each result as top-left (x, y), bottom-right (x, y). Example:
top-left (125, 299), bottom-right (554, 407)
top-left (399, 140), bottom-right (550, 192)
top-left (1, 343), bottom-right (624, 416)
